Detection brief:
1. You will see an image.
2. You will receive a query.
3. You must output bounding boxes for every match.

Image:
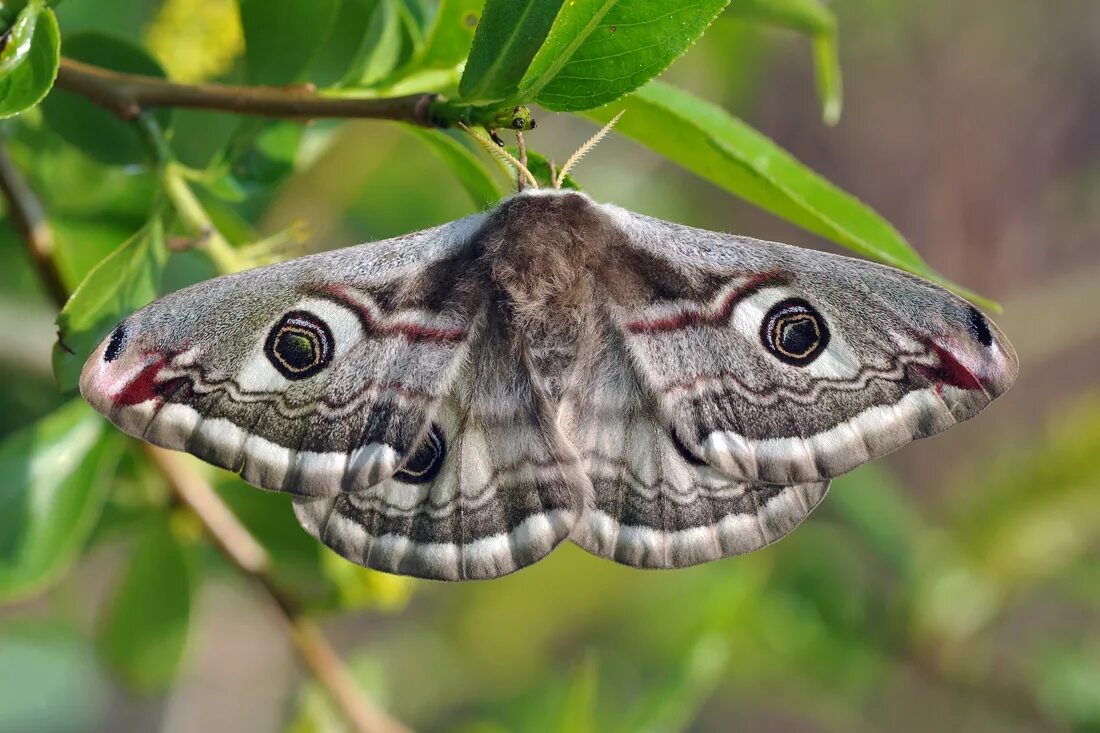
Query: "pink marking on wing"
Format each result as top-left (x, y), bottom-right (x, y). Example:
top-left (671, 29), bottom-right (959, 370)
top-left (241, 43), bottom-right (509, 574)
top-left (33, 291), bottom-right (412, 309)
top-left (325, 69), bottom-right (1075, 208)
top-left (114, 356), bottom-right (171, 406)
top-left (624, 272), bottom-right (785, 334)
top-left (923, 341), bottom-right (984, 392)
top-left (323, 285), bottom-right (468, 342)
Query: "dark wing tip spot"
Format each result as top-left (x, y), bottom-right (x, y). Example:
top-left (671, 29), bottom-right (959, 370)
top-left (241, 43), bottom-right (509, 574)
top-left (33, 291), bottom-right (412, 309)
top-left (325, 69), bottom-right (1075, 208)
top-left (104, 324), bottom-right (128, 362)
top-left (967, 306), bottom-right (994, 347)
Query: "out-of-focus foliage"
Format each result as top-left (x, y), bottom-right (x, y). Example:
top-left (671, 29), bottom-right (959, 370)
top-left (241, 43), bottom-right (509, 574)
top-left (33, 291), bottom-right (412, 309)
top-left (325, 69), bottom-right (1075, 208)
top-left (0, 0), bottom-right (1097, 730)
top-left (0, 0), bottom-right (59, 118)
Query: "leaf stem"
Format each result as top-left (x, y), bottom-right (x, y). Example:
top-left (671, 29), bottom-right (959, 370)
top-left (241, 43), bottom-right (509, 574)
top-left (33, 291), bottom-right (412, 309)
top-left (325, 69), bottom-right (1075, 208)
top-left (162, 162), bottom-right (247, 273)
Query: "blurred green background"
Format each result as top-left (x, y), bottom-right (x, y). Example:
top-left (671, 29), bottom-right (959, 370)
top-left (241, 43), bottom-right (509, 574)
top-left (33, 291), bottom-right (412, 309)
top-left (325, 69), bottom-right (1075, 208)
top-left (2, 0), bottom-right (1099, 731)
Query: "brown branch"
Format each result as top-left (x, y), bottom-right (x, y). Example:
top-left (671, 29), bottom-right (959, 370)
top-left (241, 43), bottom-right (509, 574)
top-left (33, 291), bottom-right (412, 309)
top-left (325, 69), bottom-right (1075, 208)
top-left (148, 448), bottom-right (412, 733)
top-left (0, 139), bottom-right (68, 307)
top-left (55, 58), bottom-right (439, 125)
top-left (0, 143), bottom-right (410, 733)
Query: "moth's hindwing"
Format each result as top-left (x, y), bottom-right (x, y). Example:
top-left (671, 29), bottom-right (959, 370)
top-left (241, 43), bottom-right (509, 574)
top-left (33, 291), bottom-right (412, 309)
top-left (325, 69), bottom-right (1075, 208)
top-left (293, 300), bottom-right (586, 580)
top-left (564, 314), bottom-right (831, 568)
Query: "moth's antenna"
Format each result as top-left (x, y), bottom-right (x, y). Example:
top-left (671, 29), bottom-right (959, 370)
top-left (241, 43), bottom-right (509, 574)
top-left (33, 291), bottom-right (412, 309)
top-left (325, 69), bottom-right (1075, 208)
top-left (460, 123), bottom-right (539, 191)
top-left (555, 111), bottom-right (624, 187)
top-left (516, 130), bottom-right (529, 192)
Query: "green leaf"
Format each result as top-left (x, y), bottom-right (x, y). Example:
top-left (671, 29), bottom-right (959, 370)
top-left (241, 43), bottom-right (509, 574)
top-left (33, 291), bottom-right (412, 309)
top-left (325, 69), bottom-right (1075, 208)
top-left (622, 635), bottom-right (728, 733)
top-left (39, 32), bottom-right (171, 165)
top-left (408, 128), bottom-right (504, 209)
top-left (587, 82), bottom-right (995, 308)
top-left (555, 655), bottom-right (599, 733)
top-left (412, 0), bottom-right (484, 71)
top-left (217, 477), bottom-right (413, 612)
top-left (238, 0), bottom-right (341, 84)
top-left (457, 0), bottom-right (564, 102)
top-left (0, 1), bottom-right (59, 119)
top-left (342, 0), bottom-right (404, 87)
top-left (0, 621), bottom-right (110, 732)
top-left (53, 218), bottom-right (168, 392)
top-left (827, 465), bottom-right (923, 579)
top-left (1034, 644), bottom-right (1100, 731)
top-left (221, 119), bottom-right (304, 196)
top-left (309, 0), bottom-right (379, 86)
top-left (0, 400), bottom-right (120, 601)
top-left (97, 517), bottom-right (195, 693)
top-left (521, 0), bottom-right (729, 112)
top-left (727, 0), bottom-right (842, 124)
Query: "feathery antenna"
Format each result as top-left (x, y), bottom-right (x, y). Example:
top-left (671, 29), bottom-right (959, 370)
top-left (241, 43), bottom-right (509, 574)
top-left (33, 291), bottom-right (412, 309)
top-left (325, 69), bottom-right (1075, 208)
top-left (460, 123), bottom-right (539, 190)
top-left (553, 111), bottom-right (624, 188)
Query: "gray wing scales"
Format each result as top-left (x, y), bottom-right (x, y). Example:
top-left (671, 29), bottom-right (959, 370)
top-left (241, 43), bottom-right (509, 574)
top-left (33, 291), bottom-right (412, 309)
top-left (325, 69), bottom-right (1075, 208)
top-left (294, 300), bottom-right (586, 580)
top-left (564, 314), bottom-right (829, 569)
top-left (82, 217), bottom-right (487, 497)
top-left (81, 217), bottom-right (587, 579)
top-left (594, 205), bottom-right (1017, 486)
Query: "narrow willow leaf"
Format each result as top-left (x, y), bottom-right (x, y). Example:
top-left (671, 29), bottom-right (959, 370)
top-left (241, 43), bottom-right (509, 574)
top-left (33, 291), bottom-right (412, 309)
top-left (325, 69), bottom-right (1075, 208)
top-left (586, 82), bottom-right (996, 309)
top-left (413, 0), bottom-right (484, 71)
top-left (54, 219), bottom-right (168, 392)
top-left (407, 128), bottom-right (504, 209)
top-left (40, 32), bottom-right (172, 165)
top-left (727, 0), bottom-right (842, 124)
top-left (217, 476), bottom-right (412, 612)
top-left (827, 465), bottom-right (923, 579)
top-left (344, 0), bottom-right (404, 87)
top-left (813, 34), bottom-right (843, 125)
top-left (728, 0), bottom-right (834, 35)
top-left (0, 1), bottom-right (59, 119)
top-left (623, 635), bottom-right (728, 733)
top-left (238, 0), bottom-right (341, 84)
top-left (0, 400), bottom-right (119, 601)
top-left (521, 0), bottom-right (729, 112)
top-left (97, 518), bottom-right (194, 693)
top-left (457, 0), bottom-right (565, 102)
top-left (220, 118), bottom-right (304, 196)
top-left (555, 655), bottom-right (599, 733)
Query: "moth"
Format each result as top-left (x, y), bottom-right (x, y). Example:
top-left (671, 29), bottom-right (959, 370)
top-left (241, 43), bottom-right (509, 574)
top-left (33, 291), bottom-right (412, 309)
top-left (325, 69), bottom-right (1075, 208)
top-left (80, 188), bottom-right (1017, 580)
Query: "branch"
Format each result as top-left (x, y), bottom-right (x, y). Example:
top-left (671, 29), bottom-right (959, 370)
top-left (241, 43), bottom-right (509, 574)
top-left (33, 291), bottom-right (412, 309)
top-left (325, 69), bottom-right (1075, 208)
top-left (0, 139), bottom-right (68, 306)
top-left (55, 58), bottom-right (439, 125)
top-left (0, 141), bottom-right (410, 733)
top-left (148, 448), bottom-right (411, 733)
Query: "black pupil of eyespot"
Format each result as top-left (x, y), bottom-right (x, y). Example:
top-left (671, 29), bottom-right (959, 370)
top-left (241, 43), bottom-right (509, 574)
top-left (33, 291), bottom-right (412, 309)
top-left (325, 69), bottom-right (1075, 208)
top-left (761, 298), bottom-right (829, 366)
top-left (104, 325), bottom-right (127, 362)
top-left (264, 311), bottom-right (333, 379)
top-left (395, 425), bottom-right (446, 484)
top-left (275, 329), bottom-right (317, 370)
top-left (778, 316), bottom-right (819, 357)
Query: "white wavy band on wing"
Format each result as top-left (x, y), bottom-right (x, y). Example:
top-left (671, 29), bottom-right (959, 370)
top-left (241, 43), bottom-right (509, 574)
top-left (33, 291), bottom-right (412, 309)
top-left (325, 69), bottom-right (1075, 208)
top-left (702, 387), bottom-right (975, 484)
top-left (294, 497), bottom-right (575, 581)
top-left (572, 481), bottom-right (829, 569)
top-left (114, 400), bottom-right (399, 497)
